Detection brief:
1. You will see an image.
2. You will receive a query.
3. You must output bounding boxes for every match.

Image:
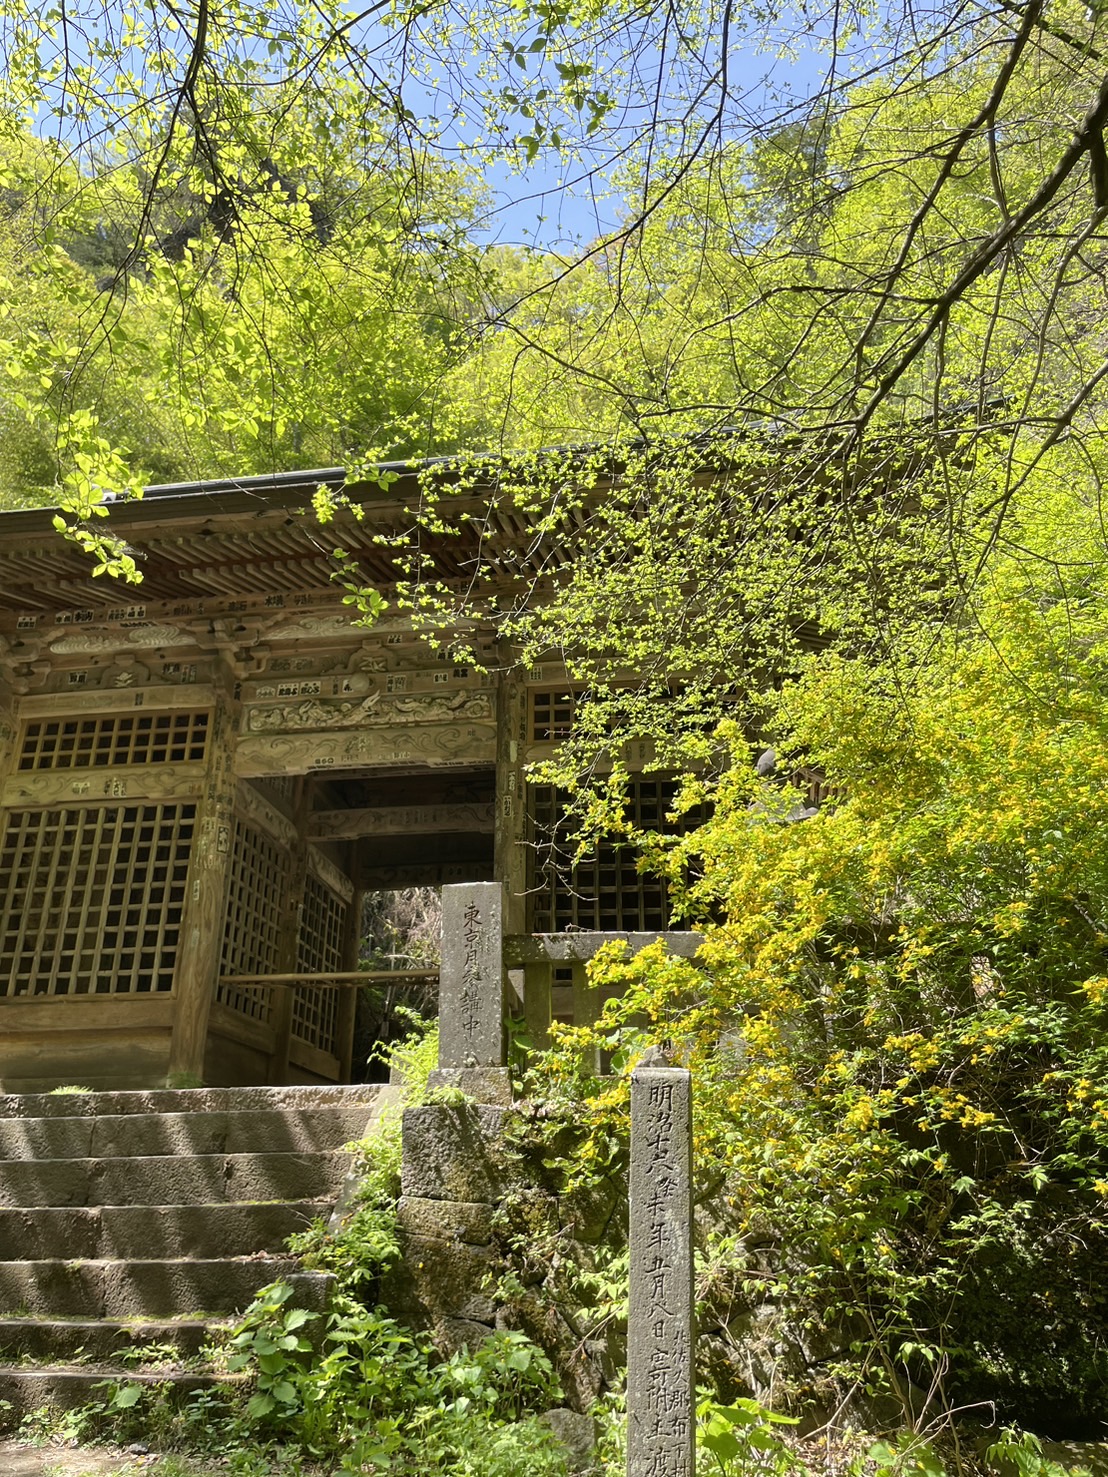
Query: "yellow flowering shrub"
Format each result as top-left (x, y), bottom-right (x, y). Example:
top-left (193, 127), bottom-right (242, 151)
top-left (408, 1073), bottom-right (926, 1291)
top-left (532, 527), bottom-right (1108, 1433)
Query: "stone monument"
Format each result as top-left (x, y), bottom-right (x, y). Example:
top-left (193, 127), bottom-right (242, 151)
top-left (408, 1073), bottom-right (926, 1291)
top-left (627, 1064), bottom-right (695, 1477)
top-left (428, 880), bottom-right (511, 1104)
top-left (394, 881), bottom-right (512, 1337)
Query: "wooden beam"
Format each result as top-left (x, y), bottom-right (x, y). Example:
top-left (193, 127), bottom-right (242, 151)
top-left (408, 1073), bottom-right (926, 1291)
top-left (336, 873), bottom-right (364, 1083)
top-left (218, 969), bottom-right (438, 987)
top-left (18, 686), bottom-right (217, 718)
top-left (287, 1037), bottom-right (341, 1081)
top-left (2, 760), bottom-right (207, 809)
top-left (308, 802), bottom-right (495, 840)
top-left (503, 932), bottom-right (704, 965)
top-left (352, 837), bottom-right (494, 887)
top-left (207, 999), bottom-right (278, 1053)
top-left (358, 861), bottom-right (496, 889)
top-left (0, 997), bottom-right (176, 1033)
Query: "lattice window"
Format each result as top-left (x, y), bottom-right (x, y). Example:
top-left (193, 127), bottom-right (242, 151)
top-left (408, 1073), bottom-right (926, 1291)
top-left (530, 689), bottom-right (577, 743)
top-left (216, 819), bottom-right (290, 1022)
top-left (19, 712), bottom-right (209, 771)
top-left (530, 780), bottom-right (704, 932)
top-left (0, 803), bottom-right (194, 998)
top-left (290, 870), bottom-right (347, 1056)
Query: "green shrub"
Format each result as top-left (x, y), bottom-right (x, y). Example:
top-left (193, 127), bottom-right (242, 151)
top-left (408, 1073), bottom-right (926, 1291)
top-left (225, 1281), bottom-right (566, 1473)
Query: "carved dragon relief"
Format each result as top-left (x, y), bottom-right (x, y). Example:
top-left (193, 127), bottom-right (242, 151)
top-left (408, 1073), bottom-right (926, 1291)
top-left (49, 624), bottom-right (193, 655)
top-left (243, 688), bottom-right (493, 734)
top-left (235, 721), bottom-right (498, 778)
top-left (259, 614), bottom-right (360, 643)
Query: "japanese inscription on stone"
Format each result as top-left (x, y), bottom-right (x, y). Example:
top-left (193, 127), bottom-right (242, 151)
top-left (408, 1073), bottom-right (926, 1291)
top-left (628, 1066), bottom-right (694, 1477)
top-left (438, 882), bottom-right (504, 1070)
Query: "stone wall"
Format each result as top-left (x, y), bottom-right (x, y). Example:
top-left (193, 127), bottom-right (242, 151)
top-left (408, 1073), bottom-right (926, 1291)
top-left (381, 1097), bottom-right (620, 1416)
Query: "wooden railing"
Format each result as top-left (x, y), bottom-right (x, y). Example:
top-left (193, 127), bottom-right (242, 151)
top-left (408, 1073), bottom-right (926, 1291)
top-left (217, 969), bottom-right (439, 989)
top-left (216, 903), bottom-right (703, 1084)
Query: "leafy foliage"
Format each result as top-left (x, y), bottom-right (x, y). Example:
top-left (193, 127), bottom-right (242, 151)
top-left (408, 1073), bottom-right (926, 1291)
top-left (699, 1397), bottom-right (800, 1477)
top-left (530, 483), bottom-right (1108, 1431)
top-left (203, 1279), bottom-right (568, 1473)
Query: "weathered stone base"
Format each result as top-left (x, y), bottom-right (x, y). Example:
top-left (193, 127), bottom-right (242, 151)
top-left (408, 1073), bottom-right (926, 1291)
top-left (426, 1067), bottom-right (513, 1106)
top-left (401, 1102), bottom-right (511, 1201)
top-left (397, 1195), bottom-right (495, 1244)
top-left (387, 1232), bottom-right (499, 1323)
top-left (384, 1097), bottom-right (615, 1423)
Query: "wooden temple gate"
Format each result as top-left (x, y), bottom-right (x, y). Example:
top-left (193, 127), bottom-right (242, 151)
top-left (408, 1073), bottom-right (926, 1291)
top-left (0, 468), bottom-right (691, 1093)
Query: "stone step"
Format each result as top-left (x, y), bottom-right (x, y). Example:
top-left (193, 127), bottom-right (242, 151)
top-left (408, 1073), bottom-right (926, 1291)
top-left (0, 1083), bottom-right (360, 1423)
top-left (0, 1365), bottom-right (247, 1423)
top-left (0, 1315), bottom-right (231, 1361)
top-left (0, 1083), bottom-right (397, 1121)
top-left (0, 1149), bottom-right (349, 1209)
top-left (0, 1105), bottom-right (379, 1161)
top-left (0, 1260), bottom-right (333, 1319)
top-left (0, 1200), bottom-right (326, 1261)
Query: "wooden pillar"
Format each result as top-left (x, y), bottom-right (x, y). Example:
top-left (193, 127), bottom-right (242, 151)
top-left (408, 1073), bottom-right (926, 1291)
top-left (0, 679), bottom-right (18, 803)
top-left (523, 960), bottom-right (552, 1052)
top-left (572, 960), bottom-right (602, 1072)
top-left (337, 850), bottom-right (364, 1083)
top-left (268, 776), bottom-right (310, 1085)
top-left (167, 693), bottom-right (237, 1086)
top-left (494, 659), bottom-right (528, 932)
top-left (0, 682), bottom-right (17, 1006)
top-left (495, 658), bottom-right (528, 1054)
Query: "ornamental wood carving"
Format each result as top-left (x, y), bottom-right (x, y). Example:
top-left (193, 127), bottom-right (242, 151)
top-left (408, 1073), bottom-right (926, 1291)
top-left (235, 722), bottom-right (497, 777)
top-left (1, 762), bottom-right (209, 808)
top-left (243, 689), bottom-right (493, 735)
top-left (49, 624), bottom-right (193, 654)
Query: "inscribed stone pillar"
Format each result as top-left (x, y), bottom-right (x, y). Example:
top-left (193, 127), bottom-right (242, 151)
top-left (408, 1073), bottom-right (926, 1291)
top-left (494, 663), bottom-right (528, 1051)
top-left (437, 880), bottom-right (505, 1074)
top-left (628, 1066), bottom-right (695, 1477)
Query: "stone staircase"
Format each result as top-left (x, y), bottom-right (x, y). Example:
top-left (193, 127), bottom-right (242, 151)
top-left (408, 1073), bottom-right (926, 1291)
top-left (0, 1083), bottom-right (397, 1425)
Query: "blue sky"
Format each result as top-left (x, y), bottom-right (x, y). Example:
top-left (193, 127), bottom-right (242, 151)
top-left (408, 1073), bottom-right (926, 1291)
top-left (348, 0), bottom-right (841, 251)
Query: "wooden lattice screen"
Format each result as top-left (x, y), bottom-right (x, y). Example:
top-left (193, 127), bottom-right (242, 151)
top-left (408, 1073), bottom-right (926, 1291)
top-left (217, 818), bottom-right (290, 1023)
top-left (0, 802), bottom-right (195, 997)
top-left (19, 711), bottom-right (209, 770)
top-left (530, 780), bottom-right (701, 932)
top-left (530, 688), bottom-right (578, 743)
top-left (291, 869), bottom-right (347, 1055)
